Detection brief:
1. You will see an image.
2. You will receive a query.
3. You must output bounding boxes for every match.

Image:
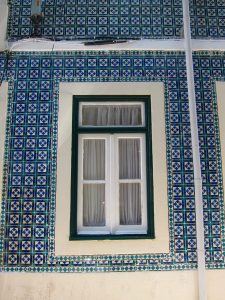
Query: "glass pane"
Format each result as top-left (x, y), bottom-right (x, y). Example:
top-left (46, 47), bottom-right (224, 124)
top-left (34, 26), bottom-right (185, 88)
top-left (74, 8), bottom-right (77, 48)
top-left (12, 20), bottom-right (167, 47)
top-left (83, 139), bottom-right (105, 180)
top-left (82, 104), bottom-right (142, 126)
top-left (119, 183), bottom-right (141, 225)
top-left (119, 139), bottom-right (141, 179)
top-left (83, 184), bottom-right (105, 226)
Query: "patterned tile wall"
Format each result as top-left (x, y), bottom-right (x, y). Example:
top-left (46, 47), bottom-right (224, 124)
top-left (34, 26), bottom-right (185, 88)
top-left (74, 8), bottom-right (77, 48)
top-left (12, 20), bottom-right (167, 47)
top-left (7, 0), bottom-right (225, 41)
top-left (190, 0), bottom-right (225, 39)
top-left (193, 52), bottom-right (225, 265)
top-left (0, 50), bottom-right (225, 272)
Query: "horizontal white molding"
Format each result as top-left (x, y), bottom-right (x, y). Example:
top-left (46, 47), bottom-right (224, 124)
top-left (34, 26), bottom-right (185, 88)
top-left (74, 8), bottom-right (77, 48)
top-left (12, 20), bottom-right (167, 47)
top-left (7, 38), bottom-right (225, 52)
top-left (191, 39), bottom-right (225, 51)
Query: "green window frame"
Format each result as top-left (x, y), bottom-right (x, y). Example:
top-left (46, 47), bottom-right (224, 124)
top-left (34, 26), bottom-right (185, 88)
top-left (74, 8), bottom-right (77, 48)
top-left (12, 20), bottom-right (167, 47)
top-left (70, 95), bottom-right (154, 240)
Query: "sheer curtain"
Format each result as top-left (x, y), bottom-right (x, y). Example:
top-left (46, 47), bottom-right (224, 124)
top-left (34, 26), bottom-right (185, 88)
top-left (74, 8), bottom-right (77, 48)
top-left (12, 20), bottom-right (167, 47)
top-left (83, 184), bottom-right (105, 226)
top-left (119, 139), bottom-right (141, 225)
top-left (83, 139), bottom-right (105, 226)
top-left (82, 104), bottom-right (142, 126)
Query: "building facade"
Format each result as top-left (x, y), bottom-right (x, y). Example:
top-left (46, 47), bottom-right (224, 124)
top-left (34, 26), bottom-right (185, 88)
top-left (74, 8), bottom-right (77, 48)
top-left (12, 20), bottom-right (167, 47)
top-left (0, 0), bottom-right (225, 299)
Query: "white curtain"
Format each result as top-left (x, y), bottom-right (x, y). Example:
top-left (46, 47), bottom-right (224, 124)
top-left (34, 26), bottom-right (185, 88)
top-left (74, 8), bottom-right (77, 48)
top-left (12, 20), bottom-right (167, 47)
top-left (83, 139), bottom-right (105, 226)
top-left (83, 139), bottom-right (105, 180)
top-left (119, 139), bottom-right (141, 179)
top-left (119, 183), bottom-right (141, 225)
top-left (82, 104), bottom-right (142, 126)
top-left (83, 184), bottom-right (105, 226)
top-left (119, 139), bottom-right (141, 225)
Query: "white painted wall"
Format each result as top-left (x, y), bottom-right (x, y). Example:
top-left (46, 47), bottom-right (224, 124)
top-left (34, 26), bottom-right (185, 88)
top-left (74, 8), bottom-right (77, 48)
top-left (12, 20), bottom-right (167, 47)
top-left (0, 0), bottom-right (8, 51)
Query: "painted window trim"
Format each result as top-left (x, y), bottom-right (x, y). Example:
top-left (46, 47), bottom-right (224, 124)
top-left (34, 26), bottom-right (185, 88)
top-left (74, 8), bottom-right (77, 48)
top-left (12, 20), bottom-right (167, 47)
top-left (55, 82), bottom-right (169, 256)
top-left (70, 96), bottom-right (154, 240)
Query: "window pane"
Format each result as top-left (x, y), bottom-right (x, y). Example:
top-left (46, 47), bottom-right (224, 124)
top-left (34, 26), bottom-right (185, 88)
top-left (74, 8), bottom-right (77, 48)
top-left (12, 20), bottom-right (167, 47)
top-left (83, 184), bottom-right (105, 226)
top-left (119, 139), bottom-right (141, 179)
top-left (83, 139), bottom-right (105, 180)
top-left (119, 183), bottom-right (141, 225)
top-left (82, 104), bottom-right (142, 126)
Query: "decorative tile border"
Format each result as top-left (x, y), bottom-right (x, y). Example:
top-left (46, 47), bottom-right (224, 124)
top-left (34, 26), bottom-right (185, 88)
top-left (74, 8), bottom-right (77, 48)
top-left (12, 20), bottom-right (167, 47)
top-left (205, 76), bottom-right (225, 269)
top-left (192, 52), bottom-right (225, 268)
top-left (0, 50), bottom-right (224, 272)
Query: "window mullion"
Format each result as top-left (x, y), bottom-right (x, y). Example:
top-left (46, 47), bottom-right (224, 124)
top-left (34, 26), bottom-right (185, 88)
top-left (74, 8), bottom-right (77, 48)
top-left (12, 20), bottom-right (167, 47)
top-left (105, 135), bottom-right (111, 233)
top-left (113, 134), bottom-right (121, 234)
top-left (109, 135), bottom-right (117, 234)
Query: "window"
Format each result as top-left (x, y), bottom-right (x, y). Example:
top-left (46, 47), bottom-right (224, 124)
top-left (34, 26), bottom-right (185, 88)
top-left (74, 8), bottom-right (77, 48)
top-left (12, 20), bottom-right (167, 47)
top-left (70, 96), bottom-right (154, 239)
top-left (56, 81), bottom-right (168, 255)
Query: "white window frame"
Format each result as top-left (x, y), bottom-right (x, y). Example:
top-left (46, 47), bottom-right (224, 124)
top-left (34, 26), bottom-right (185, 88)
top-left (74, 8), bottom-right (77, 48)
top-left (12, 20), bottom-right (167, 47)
top-left (79, 101), bottom-right (145, 127)
top-left (77, 133), bottom-right (147, 235)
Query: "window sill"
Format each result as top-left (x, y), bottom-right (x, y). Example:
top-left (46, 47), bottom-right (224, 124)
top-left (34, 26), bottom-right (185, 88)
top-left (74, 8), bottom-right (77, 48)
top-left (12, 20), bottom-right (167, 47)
top-left (69, 233), bottom-right (155, 241)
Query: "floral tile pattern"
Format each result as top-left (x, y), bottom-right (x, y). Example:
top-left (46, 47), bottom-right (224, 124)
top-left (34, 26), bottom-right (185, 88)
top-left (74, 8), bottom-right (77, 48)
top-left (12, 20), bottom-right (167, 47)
top-left (0, 50), bottom-right (225, 272)
top-left (7, 0), bottom-right (225, 41)
top-left (190, 0), bottom-right (225, 39)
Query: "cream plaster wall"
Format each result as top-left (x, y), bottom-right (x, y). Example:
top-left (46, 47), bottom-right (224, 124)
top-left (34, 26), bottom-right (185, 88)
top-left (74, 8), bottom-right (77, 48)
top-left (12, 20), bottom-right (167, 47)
top-left (55, 82), bottom-right (169, 255)
top-left (0, 270), bottom-right (198, 300)
top-left (2, 269), bottom-right (225, 300)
